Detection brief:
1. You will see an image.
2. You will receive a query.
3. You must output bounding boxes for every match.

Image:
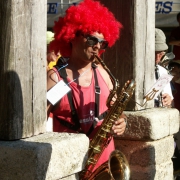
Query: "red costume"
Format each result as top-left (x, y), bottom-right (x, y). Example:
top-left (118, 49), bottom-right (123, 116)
top-left (52, 66), bottom-right (115, 170)
top-left (48, 0), bottom-right (123, 172)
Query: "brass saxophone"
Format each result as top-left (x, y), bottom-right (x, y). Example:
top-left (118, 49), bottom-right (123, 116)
top-left (79, 55), bottom-right (136, 180)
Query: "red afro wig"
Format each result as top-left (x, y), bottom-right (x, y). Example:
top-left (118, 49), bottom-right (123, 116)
top-left (50, 0), bottom-right (123, 57)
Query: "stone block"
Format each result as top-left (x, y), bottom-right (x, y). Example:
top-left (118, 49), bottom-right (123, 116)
top-left (115, 135), bottom-right (174, 166)
top-left (116, 108), bottom-right (179, 140)
top-left (0, 132), bottom-right (89, 180)
top-left (130, 161), bottom-right (173, 180)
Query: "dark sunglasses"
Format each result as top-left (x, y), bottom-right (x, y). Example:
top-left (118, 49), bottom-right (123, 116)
top-left (83, 35), bottom-right (109, 49)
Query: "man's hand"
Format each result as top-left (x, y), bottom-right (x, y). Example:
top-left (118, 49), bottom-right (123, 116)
top-left (162, 93), bottom-right (172, 107)
top-left (112, 117), bottom-right (127, 136)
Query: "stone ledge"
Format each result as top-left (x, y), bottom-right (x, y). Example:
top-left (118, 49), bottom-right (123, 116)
top-left (0, 132), bottom-right (89, 180)
top-left (116, 108), bottom-right (179, 140)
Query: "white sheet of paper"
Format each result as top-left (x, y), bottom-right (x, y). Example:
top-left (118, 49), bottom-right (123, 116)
top-left (47, 80), bottom-right (71, 105)
top-left (144, 73), bottom-right (173, 99)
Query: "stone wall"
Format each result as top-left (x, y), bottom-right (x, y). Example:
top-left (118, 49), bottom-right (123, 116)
top-left (115, 108), bottom-right (180, 180)
top-left (0, 108), bottom-right (179, 180)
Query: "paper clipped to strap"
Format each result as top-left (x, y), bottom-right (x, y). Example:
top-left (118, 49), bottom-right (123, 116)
top-left (47, 80), bottom-right (71, 105)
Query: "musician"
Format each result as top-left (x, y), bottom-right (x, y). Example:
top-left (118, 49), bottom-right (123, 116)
top-left (47, 0), bottom-right (127, 171)
top-left (154, 28), bottom-right (173, 107)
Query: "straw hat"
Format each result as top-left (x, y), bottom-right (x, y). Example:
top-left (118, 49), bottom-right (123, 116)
top-left (155, 28), bottom-right (168, 51)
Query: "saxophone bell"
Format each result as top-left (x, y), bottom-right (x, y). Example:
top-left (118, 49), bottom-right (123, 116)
top-left (85, 150), bottom-right (130, 180)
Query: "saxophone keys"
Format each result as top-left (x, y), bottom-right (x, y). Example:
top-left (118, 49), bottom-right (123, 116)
top-left (93, 145), bottom-right (101, 154)
top-left (101, 126), bottom-right (111, 133)
top-left (87, 158), bottom-right (97, 165)
top-left (110, 115), bottom-right (118, 120)
top-left (98, 133), bottom-right (107, 139)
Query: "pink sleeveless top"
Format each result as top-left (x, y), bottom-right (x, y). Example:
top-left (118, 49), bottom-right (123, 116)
top-left (52, 66), bottom-right (115, 171)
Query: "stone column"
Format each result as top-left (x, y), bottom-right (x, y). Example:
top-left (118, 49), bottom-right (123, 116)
top-left (0, 0), bottom-right (47, 140)
top-left (0, 1), bottom-right (89, 179)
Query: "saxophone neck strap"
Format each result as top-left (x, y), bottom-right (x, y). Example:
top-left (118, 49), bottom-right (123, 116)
top-left (92, 63), bottom-right (100, 118)
top-left (57, 66), bottom-right (80, 130)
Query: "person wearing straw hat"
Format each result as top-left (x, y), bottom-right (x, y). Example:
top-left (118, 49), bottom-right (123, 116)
top-left (154, 28), bottom-right (173, 107)
top-left (156, 29), bottom-right (180, 179)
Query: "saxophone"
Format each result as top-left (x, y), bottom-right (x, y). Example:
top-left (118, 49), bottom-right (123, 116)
top-left (79, 55), bottom-right (136, 180)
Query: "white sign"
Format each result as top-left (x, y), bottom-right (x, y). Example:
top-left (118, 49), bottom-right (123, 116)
top-left (47, 80), bottom-right (71, 105)
top-left (144, 74), bottom-right (173, 101)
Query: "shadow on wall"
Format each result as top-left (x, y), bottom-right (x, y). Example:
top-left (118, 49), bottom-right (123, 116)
top-left (0, 2), bottom-right (24, 140)
top-left (0, 71), bottom-right (24, 140)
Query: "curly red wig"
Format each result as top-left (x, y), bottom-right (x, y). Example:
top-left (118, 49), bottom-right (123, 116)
top-left (50, 0), bottom-right (123, 57)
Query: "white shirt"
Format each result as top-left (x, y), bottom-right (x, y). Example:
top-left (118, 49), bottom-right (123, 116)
top-left (154, 65), bottom-right (173, 107)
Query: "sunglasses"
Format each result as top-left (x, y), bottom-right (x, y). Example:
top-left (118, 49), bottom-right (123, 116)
top-left (83, 35), bottom-right (109, 49)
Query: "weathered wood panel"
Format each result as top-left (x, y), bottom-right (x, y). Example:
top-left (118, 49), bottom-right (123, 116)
top-left (100, 0), bottom-right (155, 110)
top-left (0, 0), bottom-right (47, 140)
